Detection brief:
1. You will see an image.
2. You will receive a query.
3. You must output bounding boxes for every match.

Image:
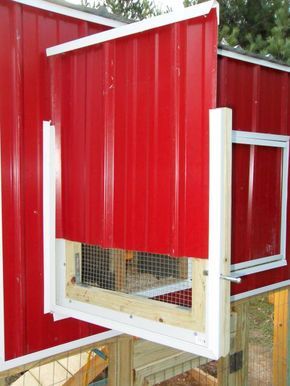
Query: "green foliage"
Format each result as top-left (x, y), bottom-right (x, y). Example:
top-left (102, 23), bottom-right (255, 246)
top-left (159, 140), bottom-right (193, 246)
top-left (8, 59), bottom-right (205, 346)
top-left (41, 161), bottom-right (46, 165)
top-left (81, 0), bottom-right (161, 20)
top-left (184, 0), bottom-right (290, 64)
top-left (104, 0), bottom-right (161, 20)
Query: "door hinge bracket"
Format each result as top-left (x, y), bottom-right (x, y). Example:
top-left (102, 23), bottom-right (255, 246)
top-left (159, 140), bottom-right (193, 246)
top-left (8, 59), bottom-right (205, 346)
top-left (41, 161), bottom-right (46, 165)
top-left (230, 350), bottom-right (243, 373)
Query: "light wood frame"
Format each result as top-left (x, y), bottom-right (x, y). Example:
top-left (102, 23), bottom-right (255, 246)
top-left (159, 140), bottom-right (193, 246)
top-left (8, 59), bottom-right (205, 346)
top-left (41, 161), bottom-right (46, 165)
top-left (65, 241), bottom-right (207, 332)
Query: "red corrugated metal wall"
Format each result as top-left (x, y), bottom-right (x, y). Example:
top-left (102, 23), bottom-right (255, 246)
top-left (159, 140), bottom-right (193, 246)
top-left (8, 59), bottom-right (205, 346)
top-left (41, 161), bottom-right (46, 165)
top-left (217, 56), bottom-right (290, 295)
top-left (0, 0), bottom-right (109, 361)
top-left (51, 10), bottom-right (218, 259)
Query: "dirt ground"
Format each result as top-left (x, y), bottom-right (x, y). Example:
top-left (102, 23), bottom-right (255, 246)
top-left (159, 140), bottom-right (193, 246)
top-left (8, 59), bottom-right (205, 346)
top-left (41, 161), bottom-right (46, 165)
top-left (155, 372), bottom-right (204, 386)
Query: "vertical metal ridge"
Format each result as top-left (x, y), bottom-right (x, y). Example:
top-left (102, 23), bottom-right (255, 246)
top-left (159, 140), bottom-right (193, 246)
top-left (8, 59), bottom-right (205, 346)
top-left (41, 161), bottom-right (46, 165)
top-left (251, 65), bottom-right (261, 131)
top-left (217, 57), bottom-right (228, 107)
top-left (9, 1), bottom-right (27, 356)
top-left (246, 145), bottom-right (255, 262)
top-left (151, 31), bottom-right (159, 250)
top-left (171, 23), bottom-right (181, 257)
top-left (103, 41), bottom-right (115, 245)
top-left (50, 55), bottom-right (64, 237)
top-left (131, 38), bottom-right (138, 249)
top-left (280, 73), bottom-right (289, 134)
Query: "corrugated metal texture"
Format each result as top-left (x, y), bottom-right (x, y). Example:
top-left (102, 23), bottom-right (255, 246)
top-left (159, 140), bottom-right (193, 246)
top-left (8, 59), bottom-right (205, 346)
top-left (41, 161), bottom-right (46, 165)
top-left (217, 55), bottom-right (290, 295)
top-left (0, 0), bottom-right (108, 361)
top-left (51, 10), bottom-right (218, 258)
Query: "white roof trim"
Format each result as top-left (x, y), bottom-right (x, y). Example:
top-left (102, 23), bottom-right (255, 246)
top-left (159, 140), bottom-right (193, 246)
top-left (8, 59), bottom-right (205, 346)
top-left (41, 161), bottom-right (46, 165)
top-left (12, 0), bottom-right (125, 28)
top-left (218, 48), bottom-right (290, 73)
top-left (46, 0), bottom-right (219, 56)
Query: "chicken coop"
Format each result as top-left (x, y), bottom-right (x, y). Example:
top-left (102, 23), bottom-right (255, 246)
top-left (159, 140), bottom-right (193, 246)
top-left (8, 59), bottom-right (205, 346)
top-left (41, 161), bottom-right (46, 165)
top-left (0, 0), bottom-right (289, 379)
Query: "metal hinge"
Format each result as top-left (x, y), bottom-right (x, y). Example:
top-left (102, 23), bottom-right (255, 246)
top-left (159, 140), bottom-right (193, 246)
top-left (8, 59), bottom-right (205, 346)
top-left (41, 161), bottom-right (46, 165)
top-left (230, 351), bottom-right (243, 373)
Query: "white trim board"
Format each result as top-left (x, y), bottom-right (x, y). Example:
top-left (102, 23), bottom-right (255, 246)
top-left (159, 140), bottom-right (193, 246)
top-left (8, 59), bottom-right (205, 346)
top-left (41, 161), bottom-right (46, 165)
top-left (43, 122), bottom-right (56, 314)
top-left (218, 48), bottom-right (290, 73)
top-left (12, 0), bottom-right (125, 28)
top-left (231, 280), bottom-right (290, 302)
top-left (46, 0), bottom-right (219, 56)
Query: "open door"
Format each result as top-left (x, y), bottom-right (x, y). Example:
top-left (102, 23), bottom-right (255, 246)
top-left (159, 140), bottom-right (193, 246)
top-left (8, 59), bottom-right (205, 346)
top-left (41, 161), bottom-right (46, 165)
top-left (44, 1), bottom-right (232, 359)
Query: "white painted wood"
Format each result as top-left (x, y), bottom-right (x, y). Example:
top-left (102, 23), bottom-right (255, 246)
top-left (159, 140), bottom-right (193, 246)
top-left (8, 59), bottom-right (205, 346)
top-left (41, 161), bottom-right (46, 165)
top-left (218, 48), bottom-right (290, 73)
top-left (43, 124), bottom-right (69, 323)
top-left (231, 254), bottom-right (282, 271)
top-left (207, 108), bottom-right (232, 358)
top-left (12, 0), bottom-right (125, 27)
top-left (231, 259), bottom-right (287, 278)
top-left (231, 280), bottom-right (290, 302)
top-left (232, 130), bottom-right (290, 143)
top-left (133, 280), bottom-right (192, 298)
top-left (233, 137), bottom-right (286, 148)
top-left (46, 0), bottom-right (218, 56)
top-left (281, 141), bottom-right (289, 258)
top-left (43, 122), bottom-right (56, 314)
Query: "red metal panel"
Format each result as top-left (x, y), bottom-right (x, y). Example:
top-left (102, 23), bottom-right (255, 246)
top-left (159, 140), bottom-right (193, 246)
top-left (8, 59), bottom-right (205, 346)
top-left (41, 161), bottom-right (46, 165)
top-left (232, 144), bottom-right (282, 264)
top-left (52, 11), bottom-right (218, 258)
top-left (217, 55), bottom-right (290, 295)
top-left (0, 0), bottom-right (108, 361)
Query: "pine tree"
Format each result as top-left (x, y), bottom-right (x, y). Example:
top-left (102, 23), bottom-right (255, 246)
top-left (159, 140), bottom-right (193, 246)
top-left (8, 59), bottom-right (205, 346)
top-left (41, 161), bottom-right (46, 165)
top-left (81, 0), bottom-right (160, 20)
top-left (185, 0), bottom-right (290, 64)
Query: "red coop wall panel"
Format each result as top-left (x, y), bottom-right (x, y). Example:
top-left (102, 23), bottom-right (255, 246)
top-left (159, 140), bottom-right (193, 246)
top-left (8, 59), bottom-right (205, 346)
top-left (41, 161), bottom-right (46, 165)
top-left (51, 10), bottom-right (218, 259)
top-left (0, 0), bottom-right (110, 361)
top-left (217, 55), bottom-right (290, 296)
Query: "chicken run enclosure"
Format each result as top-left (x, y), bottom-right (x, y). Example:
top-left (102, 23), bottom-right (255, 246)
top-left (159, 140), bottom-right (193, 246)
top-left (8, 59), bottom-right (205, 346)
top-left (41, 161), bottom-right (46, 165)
top-left (0, 0), bottom-right (290, 383)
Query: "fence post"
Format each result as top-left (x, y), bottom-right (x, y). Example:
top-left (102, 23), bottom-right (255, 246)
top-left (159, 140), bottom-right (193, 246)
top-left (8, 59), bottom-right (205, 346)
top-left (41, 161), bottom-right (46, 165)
top-left (273, 287), bottom-right (289, 386)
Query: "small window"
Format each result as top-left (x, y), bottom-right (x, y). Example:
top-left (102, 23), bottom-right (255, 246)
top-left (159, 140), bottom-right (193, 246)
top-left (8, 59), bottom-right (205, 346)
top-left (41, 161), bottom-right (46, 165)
top-left (231, 131), bottom-right (289, 277)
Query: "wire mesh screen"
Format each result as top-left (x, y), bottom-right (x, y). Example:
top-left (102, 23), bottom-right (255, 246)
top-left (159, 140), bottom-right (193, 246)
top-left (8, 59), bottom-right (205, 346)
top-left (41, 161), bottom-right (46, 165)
top-left (248, 294), bottom-right (274, 385)
top-left (81, 243), bottom-right (192, 308)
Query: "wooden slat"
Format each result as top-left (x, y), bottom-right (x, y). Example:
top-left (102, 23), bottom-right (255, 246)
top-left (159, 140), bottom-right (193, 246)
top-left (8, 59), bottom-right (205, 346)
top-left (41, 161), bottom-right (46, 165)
top-left (217, 301), bottom-right (249, 386)
top-left (273, 288), bottom-right (289, 386)
top-left (191, 258), bottom-right (207, 332)
top-left (133, 339), bottom-right (208, 386)
top-left (108, 335), bottom-right (133, 386)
